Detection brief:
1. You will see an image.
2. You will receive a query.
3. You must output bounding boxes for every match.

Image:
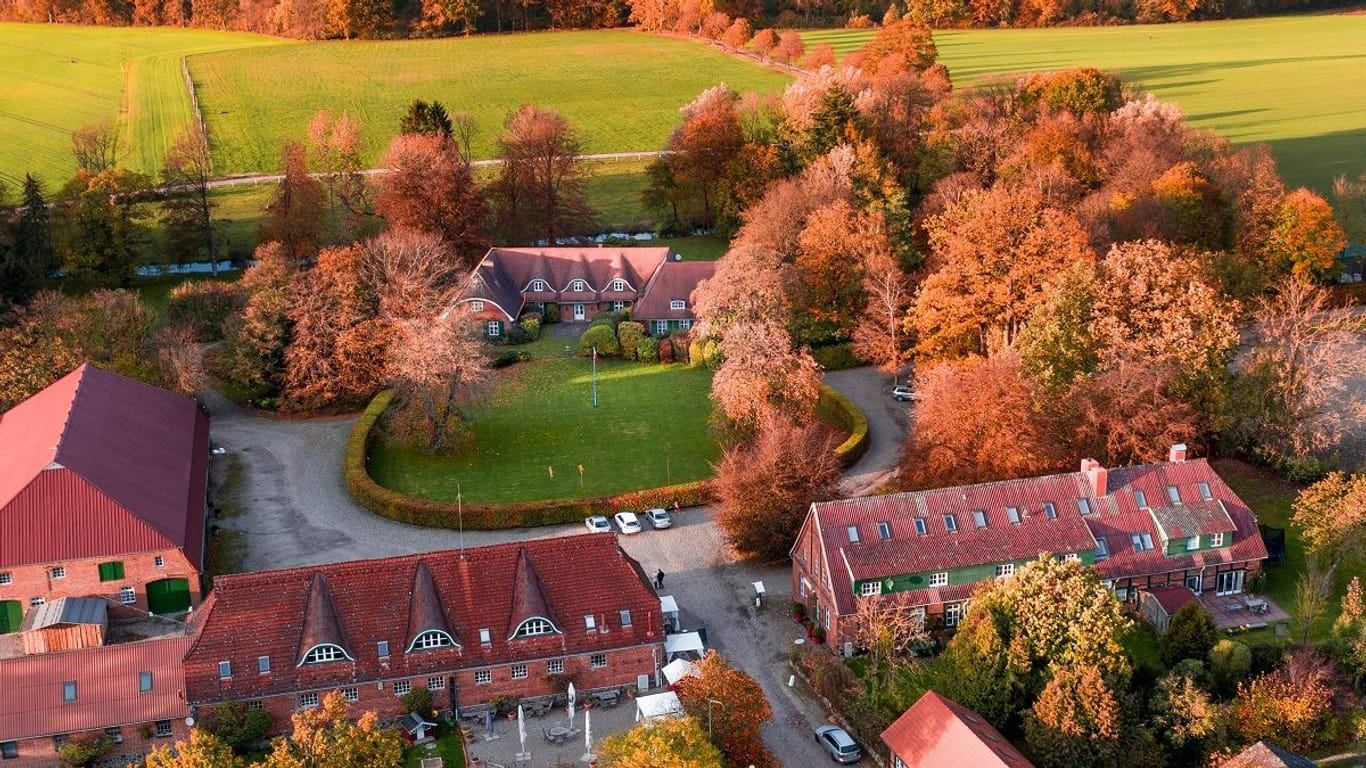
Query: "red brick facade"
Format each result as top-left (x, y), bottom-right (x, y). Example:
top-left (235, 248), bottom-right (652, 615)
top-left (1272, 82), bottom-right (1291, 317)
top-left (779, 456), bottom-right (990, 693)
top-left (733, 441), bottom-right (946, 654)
top-left (1, 720), bottom-right (191, 767)
top-left (0, 548), bottom-right (200, 618)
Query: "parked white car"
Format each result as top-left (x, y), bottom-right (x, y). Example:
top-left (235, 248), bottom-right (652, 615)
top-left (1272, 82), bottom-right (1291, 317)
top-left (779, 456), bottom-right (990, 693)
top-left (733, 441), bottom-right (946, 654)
top-left (584, 515), bottom-right (611, 533)
top-left (891, 385), bottom-right (918, 402)
top-left (643, 508), bottom-right (672, 529)
top-left (613, 511), bottom-right (643, 534)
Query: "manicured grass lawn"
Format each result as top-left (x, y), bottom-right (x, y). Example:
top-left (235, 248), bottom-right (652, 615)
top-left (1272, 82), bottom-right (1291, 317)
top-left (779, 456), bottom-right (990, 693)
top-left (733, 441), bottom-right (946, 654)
top-left (0, 23), bottom-right (284, 186)
top-left (804, 13), bottom-right (1366, 192)
top-left (402, 728), bottom-right (466, 768)
top-left (191, 30), bottom-right (792, 175)
top-left (368, 358), bottom-right (717, 504)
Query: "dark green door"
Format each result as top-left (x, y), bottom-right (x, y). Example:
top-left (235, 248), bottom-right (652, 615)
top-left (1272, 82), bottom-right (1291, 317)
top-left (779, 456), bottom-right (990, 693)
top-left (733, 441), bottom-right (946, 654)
top-left (146, 578), bottom-right (191, 614)
top-left (0, 600), bottom-right (21, 634)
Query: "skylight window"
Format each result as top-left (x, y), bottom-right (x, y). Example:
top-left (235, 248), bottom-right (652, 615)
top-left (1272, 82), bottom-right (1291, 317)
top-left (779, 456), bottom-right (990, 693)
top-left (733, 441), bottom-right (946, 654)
top-left (1077, 498), bottom-right (1092, 515)
top-left (1134, 490), bottom-right (1148, 508)
top-left (914, 519), bottom-right (927, 536)
top-left (877, 521), bottom-right (892, 540)
top-left (944, 514), bottom-right (958, 532)
top-left (1198, 482), bottom-right (1212, 500)
top-left (846, 526), bottom-right (860, 544)
top-left (1006, 507), bottom-right (1020, 524)
top-left (1131, 533), bottom-right (1155, 552)
top-left (1043, 502), bottom-right (1057, 519)
top-left (972, 510), bottom-right (987, 529)
top-left (1167, 486), bottom-right (1181, 504)
top-left (1095, 537), bottom-right (1110, 560)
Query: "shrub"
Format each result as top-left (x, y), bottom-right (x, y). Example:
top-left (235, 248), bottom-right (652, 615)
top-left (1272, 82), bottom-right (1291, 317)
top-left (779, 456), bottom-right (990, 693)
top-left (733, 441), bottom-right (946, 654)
top-left (1209, 639), bottom-right (1252, 696)
top-left (57, 733), bottom-right (114, 768)
top-left (544, 303), bottom-right (561, 324)
top-left (166, 279), bottom-right (245, 342)
top-left (617, 321), bottom-right (645, 361)
top-left (659, 334), bottom-right (675, 363)
top-left (1160, 602), bottom-right (1218, 667)
top-left (402, 685), bottom-right (434, 715)
top-left (579, 324), bottom-right (620, 356)
top-left (809, 342), bottom-right (864, 371)
top-left (519, 315), bottom-right (542, 338)
top-left (815, 385), bottom-right (869, 466)
top-left (202, 701), bottom-right (273, 754)
top-left (637, 336), bottom-right (659, 362)
top-left (811, 624), bottom-right (826, 644)
top-left (668, 333), bottom-right (691, 364)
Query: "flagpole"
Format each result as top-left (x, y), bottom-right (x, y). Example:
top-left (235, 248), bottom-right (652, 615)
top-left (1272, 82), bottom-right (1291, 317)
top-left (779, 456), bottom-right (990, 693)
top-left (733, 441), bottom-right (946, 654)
top-left (592, 345), bottom-right (599, 408)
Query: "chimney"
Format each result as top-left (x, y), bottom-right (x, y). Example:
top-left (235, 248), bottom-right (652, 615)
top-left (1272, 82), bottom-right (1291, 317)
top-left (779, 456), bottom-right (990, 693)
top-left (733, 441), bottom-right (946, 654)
top-left (1169, 443), bottom-right (1188, 463)
top-left (1081, 458), bottom-right (1108, 499)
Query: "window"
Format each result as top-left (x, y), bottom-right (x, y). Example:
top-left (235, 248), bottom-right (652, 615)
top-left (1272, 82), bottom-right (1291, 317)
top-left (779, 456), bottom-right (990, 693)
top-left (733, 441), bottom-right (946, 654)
top-left (548, 659), bottom-right (564, 675)
top-left (247, 701), bottom-right (263, 711)
top-left (1006, 507), bottom-right (1021, 524)
top-left (670, 299), bottom-right (686, 310)
top-left (155, 721), bottom-right (172, 738)
top-left (1, 741), bottom-right (17, 759)
top-left (98, 561), bottom-right (124, 581)
top-left (342, 688), bottom-right (358, 702)
top-left (1167, 486), bottom-right (1181, 504)
top-left (30, 597), bottom-right (44, 607)
top-left (972, 510), bottom-right (987, 529)
top-left (1212, 532), bottom-right (1225, 547)
top-left (119, 586), bottom-right (136, 605)
top-left (393, 680), bottom-right (412, 696)
top-left (914, 518), bottom-right (927, 536)
top-left (487, 321), bottom-right (501, 337)
top-left (590, 653), bottom-right (607, 669)
top-left (516, 618), bottom-right (554, 637)
top-left (411, 630), bottom-right (455, 651)
top-left (612, 279), bottom-right (627, 291)
top-left (377, 641), bottom-right (390, 658)
top-left (139, 671), bottom-right (153, 693)
top-left (1187, 535), bottom-right (1201, 551)
top-left (846, 525), bottom-right (860, 544)
top-left (471, 300), bottom-right (485, 312)
top-left (994, 564), bottom-right (1015, 579)
top-left (218, 661), bottom-right (232, 679)
top-left (1063, 553), bottom-right (1080, 563)
top-left (475, 670), bottom-right (492, 684)
top-left (510, 664), bottom-right (528, 680)
top-left (1095, 537), bottom-right (1110, 560)
top-left (428, 677), bottom-right (445, 690)
top-left (1198, 481), bottom-right (1212, 500)
top-left (530, 279), bottom-right (549, 292)
top-left (1131, 533), bottom-right (1155, 552)
top-left (585, 614), bottom-right (597, 632)
top-left (680, 319), bottom-right (692, 330)
top-left (299, 692), bottom-right (320, 708)
top-left (944, 514), bottom-right (957, 532)
top-left (104, 727), bottom-right (122, 744)
top-left (877, 521), bottom-right (891, 540)
top-left (1077, 498), bottom-right (1092, 516)
top-left (53, 735), bottom-right (68, 750)
top-left (479, 628), bottom-right (491, 645)
top-left (944, 602), bottom-right (963, 627)
top-left (258, 656), bottom-right (271, 674)
top-left (50, 566), bottom-right (65, 579)
top-left (1043, 502), bottom-right (1057, 519)
top-left (653, 320), bottom-right (668, 335)
top-left (619, 610), bottom-right (632, 627)
top-left (302, 644), bottom-right (348, 664)
top-left (929, 572), bottom-right (948, 588)
top-left (612, 301), bottom-right (624, 311)
top-left (570, 280), bottom-right (588, 292)
top-left (1134, 490), bottom-right (1148, 508)
top-left (0, 572), bottom-right (9, 585)
top-left (63, 681), bottom-right (77, 703)
top-left (154, 556), bottom-right (165, 568)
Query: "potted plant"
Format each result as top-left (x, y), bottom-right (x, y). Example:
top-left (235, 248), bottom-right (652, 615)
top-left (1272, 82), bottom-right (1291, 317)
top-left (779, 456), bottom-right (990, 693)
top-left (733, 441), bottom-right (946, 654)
top-left (488, 695), bottom-right (516, 717)
top-left (792, 601), bottom-right (807, 623)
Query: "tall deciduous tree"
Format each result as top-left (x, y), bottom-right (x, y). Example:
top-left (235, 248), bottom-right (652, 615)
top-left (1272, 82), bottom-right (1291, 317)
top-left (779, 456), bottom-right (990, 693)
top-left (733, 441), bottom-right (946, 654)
top-left (858, 13), bottom-right (937, 73)
top-left (851, 218), bottom-right (911, 375)
top-left (259, 691), bottom-right (403, 768)
top-left (140, 728), bottom-right (240, 768)
top-left (307, 110), bottom-right (368, 241)
top-left (375, 133), bottom-right (489, 268)
top-left (1269, 188), bottom-right (1347, 281)
top-left (645, 84), bottom-right (744, 232)
top-left (260, 142), bottom-right (324, 265)
top-left (57, 168), bottom-right (151, 288)
top-left (489, 104), bottom-right (596, 244)
top-left (674, 651), bottom-right (778, 768)
top-left (597, 716), bottom-right (725, 768)
top-left (711, 318), bottom-right (822, 424)
top-left (1291, 472), bottom-right (1366, 577)
top-left (220, 242), bottom-right (296, 400)
top-left (1024, 664), bottom-right (1124, 768)
top-left (1230, 650), bottom-right (1340, 754)
top-left (70, 121), bottom-right (121, 174)
top-left (161, 123), bottom-right (218, 273)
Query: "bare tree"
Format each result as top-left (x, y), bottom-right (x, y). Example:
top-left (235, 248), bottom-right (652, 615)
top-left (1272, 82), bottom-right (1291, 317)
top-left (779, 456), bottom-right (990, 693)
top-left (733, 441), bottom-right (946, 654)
top-left (361, 229), bottom-right (466, 321)
top-left (71, 122), bottom-right (122, 173)
top-left (851, 217), bottom-right (911, 376)
top-left (489, 104), bottom-right (597, 244)
top-left (450, 111), bottom-right (477, 163)
top-left (161, 124), bottom-right (218, 274)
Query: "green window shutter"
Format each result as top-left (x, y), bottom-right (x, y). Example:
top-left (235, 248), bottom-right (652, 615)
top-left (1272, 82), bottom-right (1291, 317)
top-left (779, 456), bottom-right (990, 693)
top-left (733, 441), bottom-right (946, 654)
top-left (98, 561), bottom-right (125, 582)
top-left (0, 600), bottom-right (21, 634)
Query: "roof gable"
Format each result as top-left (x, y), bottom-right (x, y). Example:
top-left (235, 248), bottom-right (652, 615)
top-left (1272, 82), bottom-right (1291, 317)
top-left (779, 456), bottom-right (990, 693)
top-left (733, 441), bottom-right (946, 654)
top-left (508, 548), bottom-right (558, 638)
top-left (882, 691), bottom-right (1034, 768)
top-left (1220, 741), bottom-right (1317, 768)
top-left (298, 573), bottom-right (350, 665)
top-left (634, 260), bottom-right (717, 321)
top-left (1148, 500), bottom-right (1237, 540)
top-left (407, 559), bottom-right (458, 650)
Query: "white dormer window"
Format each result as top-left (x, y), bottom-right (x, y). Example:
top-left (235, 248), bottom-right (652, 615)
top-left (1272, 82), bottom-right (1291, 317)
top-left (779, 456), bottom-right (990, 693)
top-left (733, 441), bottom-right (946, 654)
top-left (611, 279), bottom-right (627, 291)
top-left (530, 279), bottom-right (549, 292)
top-left (569, 280), bottom-right (588, 292)
top-left (408, 630), bottom-right (456, 652)
top-left (300, 644), bottom-right (351, 665)
top-left (471, 300), bottom-right (485, 312)
top-left (670, 299), bottom-right (686, 310)
top-left (514, 618), bottom-right (556, 637)
top-left (1212, 532), bottom-right (1225, 547)
top-left (860, 581), bottom-right (881, 597)
top-left (994, 564), bottom-right (1014, 579)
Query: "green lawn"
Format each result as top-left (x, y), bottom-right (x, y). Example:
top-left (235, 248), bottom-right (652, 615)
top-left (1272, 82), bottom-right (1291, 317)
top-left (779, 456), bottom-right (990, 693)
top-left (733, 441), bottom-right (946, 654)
top-left (368, 358), bottom-right (717, 504)
top-left (805, 13), bottom-right (1366, 192)
top-left (403, 728), bottom-right (465, 768)
top-left (0, 23), bottom-right (284, 186)
top-left (191, 30), bottom-right (792, 175)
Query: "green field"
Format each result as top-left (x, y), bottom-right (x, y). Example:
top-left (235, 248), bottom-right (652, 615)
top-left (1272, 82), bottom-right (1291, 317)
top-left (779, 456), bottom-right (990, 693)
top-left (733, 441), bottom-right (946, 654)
top-left (805, 13), bottom-right (1366, 192)
top-left (369, 358), bottom-right (718, 504)
top-left (0, 23), bottom-right (284, 187)
top-left (191, 30), bottom-right (793, 174)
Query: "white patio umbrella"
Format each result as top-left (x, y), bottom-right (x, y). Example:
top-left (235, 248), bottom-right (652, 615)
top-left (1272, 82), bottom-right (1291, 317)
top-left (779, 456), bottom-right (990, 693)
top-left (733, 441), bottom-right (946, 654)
top-left (581, 708), bottom-right (594, 763)
top-left (567, 682), bottom-right (577, 728)
top-left (517, 704), bottom-right (527, 756)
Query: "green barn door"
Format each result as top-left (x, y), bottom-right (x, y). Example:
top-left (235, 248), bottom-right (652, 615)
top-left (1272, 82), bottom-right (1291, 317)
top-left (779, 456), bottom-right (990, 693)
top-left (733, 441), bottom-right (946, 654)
top-left (146, 578), bottom-right (191, 614)
top-left (0, 600), bottom-right (21, 634)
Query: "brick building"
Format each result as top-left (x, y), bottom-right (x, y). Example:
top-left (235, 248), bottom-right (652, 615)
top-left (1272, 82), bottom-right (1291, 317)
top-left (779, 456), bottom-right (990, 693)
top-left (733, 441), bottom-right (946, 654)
top-left (184, 535), bottom-right (665, 730)
top-left (792, 445), bottom-right (1268, 648)
top-left (0, 365), bottom-right (210, 635)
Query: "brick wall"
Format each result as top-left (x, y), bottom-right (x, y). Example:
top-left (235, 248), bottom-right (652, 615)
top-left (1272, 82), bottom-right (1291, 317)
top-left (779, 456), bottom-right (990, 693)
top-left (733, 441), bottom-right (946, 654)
top-left (0, 548), bottom-right (200, 618)
top-left (1, 720), bottom-right (190, 768)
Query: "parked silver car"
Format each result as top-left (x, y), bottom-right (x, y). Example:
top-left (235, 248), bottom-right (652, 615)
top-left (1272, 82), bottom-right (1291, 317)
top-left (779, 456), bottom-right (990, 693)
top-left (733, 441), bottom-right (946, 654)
top-left (643, 508), bottom-right (672, 529)
top-left (815, 725), bottom-right (862, 763)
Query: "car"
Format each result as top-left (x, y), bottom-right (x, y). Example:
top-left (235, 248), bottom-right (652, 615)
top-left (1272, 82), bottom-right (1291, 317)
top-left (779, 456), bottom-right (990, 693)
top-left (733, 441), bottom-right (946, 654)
top-left (643, 508), bottom-right (672, 529)
top-left (613, 511), bottom-right (642, 534)
top-left (891, 384), bottom-right (918, 402)
top-left (584, 515), bottom-right (611, 533)
top-left (815, 725), bottom-right (862, 764)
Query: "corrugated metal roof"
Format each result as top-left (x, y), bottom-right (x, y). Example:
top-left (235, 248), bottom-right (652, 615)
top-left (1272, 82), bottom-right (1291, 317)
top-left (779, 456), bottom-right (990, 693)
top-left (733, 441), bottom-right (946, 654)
top-left (29, 597), bottom-right (108, 630)
top-left (0, 364), bottom-right (208, 569)
top-left (0, 635), bottom-right (192, 739)
top-left (881, 691), bottom-right (1034, 768)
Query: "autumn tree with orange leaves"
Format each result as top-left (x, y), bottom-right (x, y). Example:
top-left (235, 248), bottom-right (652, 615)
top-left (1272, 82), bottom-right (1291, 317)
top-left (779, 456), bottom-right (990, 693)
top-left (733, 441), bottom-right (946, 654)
top-left (1023, 664), bottom-right (1125, 768)
top-left (674, 651), bottom-right (779, 768)
top-left (376, 133), bottom-right (490, 268)
top-left (260, 142), bottom-right (324, 265)
top-left (489, 104), bottom-right (596, 244)
top-left (1268, 188), bottom-right (1348, 282)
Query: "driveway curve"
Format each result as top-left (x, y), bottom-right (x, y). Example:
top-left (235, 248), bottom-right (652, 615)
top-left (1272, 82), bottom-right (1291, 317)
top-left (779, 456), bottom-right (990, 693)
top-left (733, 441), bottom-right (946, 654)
top-left (823, 366), bottom-right (910, 495)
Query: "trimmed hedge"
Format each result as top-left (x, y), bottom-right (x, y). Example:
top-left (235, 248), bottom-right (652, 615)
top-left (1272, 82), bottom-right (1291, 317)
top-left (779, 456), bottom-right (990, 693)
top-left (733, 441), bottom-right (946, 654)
top-left (345, 390), bottom-right (714, 529)
top-left (817, 384), bottom-right (870, 467)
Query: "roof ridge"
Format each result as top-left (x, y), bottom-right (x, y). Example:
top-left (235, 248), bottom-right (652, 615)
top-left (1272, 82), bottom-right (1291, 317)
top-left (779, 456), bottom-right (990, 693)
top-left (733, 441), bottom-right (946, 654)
top-left (51, 362), bottom-right (92, 464)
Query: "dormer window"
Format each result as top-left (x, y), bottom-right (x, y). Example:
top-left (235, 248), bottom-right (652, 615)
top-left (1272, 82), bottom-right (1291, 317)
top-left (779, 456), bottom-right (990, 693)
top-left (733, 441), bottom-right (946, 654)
top-left (408, 630), bottom-right (456, 652)
top-left (569, 280), bottom-right (588, 292)
top-left (514, 618), bottom-right (556, 638)
top-left (611, 279), bottom-right (627, 291)
top-left (300, 644), bottom-right (351, 665)
top-left (670, 299), bottom-right (686, 310)
top-left (530, 279), bottom-right (549, 292)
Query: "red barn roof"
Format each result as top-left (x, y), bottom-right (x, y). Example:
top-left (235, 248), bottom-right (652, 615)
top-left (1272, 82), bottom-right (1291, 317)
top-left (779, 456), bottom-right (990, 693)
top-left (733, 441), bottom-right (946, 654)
top-left (633, 260), bottom-right (716, 321)
top-left (185, 535), bottom-right (662, 704)
top-left (0, 635), bottom-right (193, 740)
top-left (881, 691), bottom-right (1034, 768)
top-left (0, 364), bottom-right (209, 569)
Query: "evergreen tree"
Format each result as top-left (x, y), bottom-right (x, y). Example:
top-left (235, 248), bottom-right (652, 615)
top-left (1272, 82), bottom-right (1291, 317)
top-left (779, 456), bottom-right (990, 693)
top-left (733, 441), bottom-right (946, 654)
top-left (399, 99), bottom-right (453, 137)
top-left (1, 175), bottom-right (53, 306)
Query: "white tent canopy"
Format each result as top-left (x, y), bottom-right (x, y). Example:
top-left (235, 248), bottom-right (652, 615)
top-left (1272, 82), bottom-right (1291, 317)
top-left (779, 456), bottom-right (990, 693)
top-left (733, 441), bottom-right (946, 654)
top-left (660, 595), bottom-right (680, 632)
top-left (635, 691), bottom-right (684, 722)
top-left (664, 631), bottom-right (704, 661)
top-left (661, 657), bottom-right (700, 686)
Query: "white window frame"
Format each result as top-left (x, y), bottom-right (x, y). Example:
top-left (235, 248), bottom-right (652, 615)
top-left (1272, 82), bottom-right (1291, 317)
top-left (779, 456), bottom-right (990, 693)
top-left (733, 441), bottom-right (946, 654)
top-left (1095, 537), bottom-right (1110, 560)
top-left (877, 521), bottom-right (891, 539)
top-left (1187, 535), bottom-right (1201, 551)
top-left (1062, 553), bottom-right (1080, 563)
top-left (471, 300), bottom-right (485, 312)
top-left (342, 687), bottom-right (359, 702)
top-left (377, 641), bottom-right (390, 658)
top-left (427, 676), bottom-right (445, 690)
top-left (393, 680), bottom-right (412, 696)
top-left (0, 572), bottom-right (11, 585)
top-left (680, 319), bottom-right (693, 330)
top-left (1198, 481), bottom-right (1212, 500)
top-left (611, 279), bottom-right (627, 291)
top-left (944, 602), bottom-right (963, 627)
top-left (1006, 507), bottom-right (1020, 524)
top-left (258, 656), bottom-right (271, 674)
top-left (612, 300), bottom-right (624, 311)
top-left (1043, 502), bottom-right (1057, 519)
top-left (487, 321), bottom-right (501, 337)
top-left (994, 563), bottom-right (1015, 579)
top-left (300, 644), bottom-right (351, 665)
top-left (218, 661), bottom-right (232, 679)
top-left (619, 609), bottom-right (632, 627)
top-left (653, 320), bottom-right (668, 335)
top-left (944, 514), bottom-right (957, 532)
top-left (847, 525), bottom-right (860, 544)
top-left (584, 614), bottom-right (597, 632)
top-left (530, 279), bottom-right (549, 292)
top-left (670, 299), bottom-right (686, 310)
top-left (972, 510), bottom-right (987, 529)
top-left (928, 572), bottom-right (948, 588)
top-left (29, 597), bottom-right (44, 608)
top-left (510, 664), bottom-right (528, 680)
top-left (299, 692), bottom-right (320, 708)
top-left (590, 653), bottom-right (607, 669)
top-left (569, 280), bottom-right (588, 292)
top-left (50, 566), bottom-right (65, 580)
top-left (1167, 486), bottom-right (1181, 504)
top-left (154, 721), bottom-right (172, 738)
top-left (119, 586), bottom-right (136, 604)
top-left (154, 556), bottom-right (165, 568)
top-left (479, 628), bottom-right (491, 645)
top-left (408, 629), bottom-right (456, 652)
top-left (1135, 490), bottom-right (1148, 507)
top-left (548, 659), bottom-right (564, 675)
top-left (1077, 498), bottom-right (1092, 515)
top-left (914, 518), bottom-right (927, 536)
top-left (860, 581), bottom-right (882, 597)
top-left (1131, 533), bottom-right (1155, 552)
top-left (475, 670), bottom-right (492, 684)
top-left (1211, 532), bottom-right (1225, 547)
top-left (104, 727), bottom-right (122, 744)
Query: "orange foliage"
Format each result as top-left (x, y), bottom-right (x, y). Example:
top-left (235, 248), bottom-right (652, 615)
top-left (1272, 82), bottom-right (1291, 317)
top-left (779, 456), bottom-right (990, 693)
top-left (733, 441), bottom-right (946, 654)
top-left (674, 652), bottom-right (779, 768)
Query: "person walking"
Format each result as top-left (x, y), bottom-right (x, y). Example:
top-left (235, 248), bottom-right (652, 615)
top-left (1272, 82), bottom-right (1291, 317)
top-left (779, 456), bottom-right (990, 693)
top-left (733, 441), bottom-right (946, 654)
top-left (655, 569), bottom-right (665, 589)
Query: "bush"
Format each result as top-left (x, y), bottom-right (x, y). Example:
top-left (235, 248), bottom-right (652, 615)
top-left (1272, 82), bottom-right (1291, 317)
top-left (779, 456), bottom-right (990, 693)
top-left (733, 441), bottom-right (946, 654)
top-left (57, 733), bottom-right (114, 768)
top-left (809, 343), bottom-right (864, 371)
top-left (519, 315), bottom-right (542, 338)
top-left (617, 321), bottom-right (645, 361)
top-left (402, 685), bottom-right (434, 715)
top-left (1209, 639), bottom-right (1252, 695)
top-left (667, 333), bottom-right (691, 364)
top-left (579, 324), bottom-right (620, 356)
top-left (815, 385), bottom-right (870, 466)
top-left (1160, 602), bottom-right (1218, 667)
top-left (637, 336), bottom-right (659, 363)
top-left (658, 334), bottom-right (675, 363)
top-left (544, 303), bottom-right (560, 324)
top-left (202, 701), bottom-right (273, 754)
top-left (166, 279), bottom-right (245, 342)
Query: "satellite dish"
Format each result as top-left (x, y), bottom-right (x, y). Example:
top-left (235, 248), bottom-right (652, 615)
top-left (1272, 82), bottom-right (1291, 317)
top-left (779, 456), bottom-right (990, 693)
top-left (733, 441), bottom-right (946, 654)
top-left (185, 716), bottom-right (195, 727)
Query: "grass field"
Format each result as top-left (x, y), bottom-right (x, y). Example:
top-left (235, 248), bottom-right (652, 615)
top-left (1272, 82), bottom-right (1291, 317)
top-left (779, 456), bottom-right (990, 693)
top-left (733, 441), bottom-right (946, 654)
top-left (804, 13), bottom-right (1366, 192)
top-left (0, 23), bottom-right (283, 187)
top-left (191, 30), bottom-right (793, 174)
top-left (368, 358), bottom-right (717, 504)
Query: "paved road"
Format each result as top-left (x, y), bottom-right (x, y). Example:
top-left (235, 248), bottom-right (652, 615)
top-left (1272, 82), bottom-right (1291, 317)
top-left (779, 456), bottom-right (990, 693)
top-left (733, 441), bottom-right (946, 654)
top-left (824, 366), bottom-right (911, 495)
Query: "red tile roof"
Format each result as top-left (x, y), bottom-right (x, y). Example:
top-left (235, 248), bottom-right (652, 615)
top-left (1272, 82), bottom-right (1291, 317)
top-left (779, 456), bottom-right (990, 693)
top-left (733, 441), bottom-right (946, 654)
top-left (1146, 585), bottom-right (1198, 615)
top-left (881, 691), bottom-right (1034, 768)
top-left (185, 535), bottom-right (662, 704)
top-left (0, 636), bottom-right (193, 740)
top-left (1148, 500), bottom-right (1237, 540)
top-left (1220, 741), bottom-right (1317, 768)
top-left (0, 364), bottom-right (209, 569)
top-left (463, 247), bottom-right (672, 321)
top-left (633, 260), bottom-right (716, 321)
